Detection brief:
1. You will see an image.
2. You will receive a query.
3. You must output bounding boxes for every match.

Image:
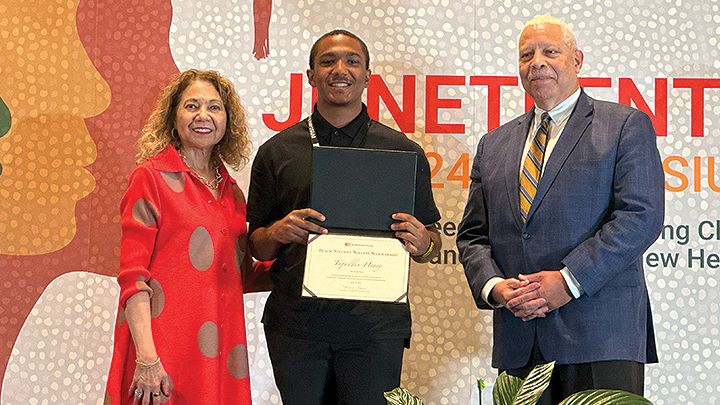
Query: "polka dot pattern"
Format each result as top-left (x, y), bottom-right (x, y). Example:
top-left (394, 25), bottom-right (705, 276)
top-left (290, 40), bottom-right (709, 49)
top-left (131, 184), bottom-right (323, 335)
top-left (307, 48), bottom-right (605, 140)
top-left (0, 1), bottom-right (717, 405)
top-left (0, 0), bottom-right (109, 255)
top-left (148, 278), bottom-right (165, 319)
top-left (0, 115), bottom-right (97, 255)
top-left (133, 198), bottom-right (159, 226)
top-left (116, 308), bottom-right (126, 326)
top-left (235, 236), bottom-right (248, 275)
top-left (168, 1), bottom-right (720, 404)
top-left (188, 227), bottom-right (214, 271)
top-left (135, 275), bottom-right (151, 293)
top-left (0, 1), bottom-right (110, 118)
top-left (198, 321), bottom-right (220, 358)
top-left (161, 171), bottom-right (186, 193)
top-left (227, 344), bottom-right (250, 380)
top-left (399, 133), bottom-right (489, 404)
top-left (0, 0), bottom-right (180, 402)
top-left (232, 183), bottom-right (245, 202)
top-left (3, 273), bottom-right (119, 405)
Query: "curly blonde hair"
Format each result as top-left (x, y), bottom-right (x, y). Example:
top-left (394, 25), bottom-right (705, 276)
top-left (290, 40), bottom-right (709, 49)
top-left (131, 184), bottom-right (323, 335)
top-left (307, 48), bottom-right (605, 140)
top-left (137, 69), bottom-right (251, 170)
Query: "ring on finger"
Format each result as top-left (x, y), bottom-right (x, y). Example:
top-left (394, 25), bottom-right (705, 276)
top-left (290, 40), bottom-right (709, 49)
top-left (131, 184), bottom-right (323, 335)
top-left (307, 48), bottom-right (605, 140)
top-left (135, 389), bottom-right (142, 397)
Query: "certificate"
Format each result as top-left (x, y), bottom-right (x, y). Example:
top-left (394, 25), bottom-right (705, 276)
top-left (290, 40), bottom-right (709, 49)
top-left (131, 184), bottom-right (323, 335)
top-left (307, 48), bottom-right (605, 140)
top-left (302, 234), bottom-right (410, 302)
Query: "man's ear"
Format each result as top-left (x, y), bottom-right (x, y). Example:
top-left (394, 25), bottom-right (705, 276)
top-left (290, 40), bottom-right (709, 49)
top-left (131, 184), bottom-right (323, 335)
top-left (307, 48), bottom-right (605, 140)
top-left (364, 68), bottom-right (371, 87)
top-left (307, 68), bottom-right (317, 87)
top-left (573, 50), bottom-right (584, 74)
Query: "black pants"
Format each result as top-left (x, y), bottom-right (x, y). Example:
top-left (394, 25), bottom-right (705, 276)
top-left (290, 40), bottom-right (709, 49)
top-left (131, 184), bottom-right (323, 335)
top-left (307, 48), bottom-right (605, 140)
top-left (264, 326), bottom-right (405, 405)
top-left (504, 341), bottom-right (645, 405)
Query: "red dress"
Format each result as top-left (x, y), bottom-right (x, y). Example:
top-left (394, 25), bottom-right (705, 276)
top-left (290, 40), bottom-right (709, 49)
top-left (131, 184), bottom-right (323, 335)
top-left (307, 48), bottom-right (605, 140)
top-left (105, 145), bottom-right (252, 404)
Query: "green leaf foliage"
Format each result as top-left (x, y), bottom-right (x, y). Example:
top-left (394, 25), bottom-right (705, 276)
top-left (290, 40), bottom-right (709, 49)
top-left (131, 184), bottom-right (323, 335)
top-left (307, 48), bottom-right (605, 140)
top-left (494, 361), bottom-right (555, 405)
top-left (493, 372), bottom-right (524, 405)
top-left (384, 387), bottom-right (425, 405)
top-left (558, 390), bottom-right (654, 405)
top-left (0, 96), bottom-right (10, 137)
top-left (0, 96), bottom-right (9, 175)
top-left (513, 362), bottom-right (555, 405)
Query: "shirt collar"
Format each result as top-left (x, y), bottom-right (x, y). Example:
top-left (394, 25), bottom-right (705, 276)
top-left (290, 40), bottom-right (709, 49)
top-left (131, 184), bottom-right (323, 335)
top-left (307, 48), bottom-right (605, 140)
top-left (533, 87), bottom-right (581, 126)
top-left (150, 144), bottom-right (187, 172)
top-left (311, 103), bottom-right (369, 144)
top-left (149, 144), bottom-right (235, 185)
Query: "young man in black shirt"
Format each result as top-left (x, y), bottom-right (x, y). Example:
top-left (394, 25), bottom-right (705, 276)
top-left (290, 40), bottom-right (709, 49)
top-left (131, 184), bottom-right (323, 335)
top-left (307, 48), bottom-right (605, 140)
top-left (247, 29), bottom-right (441, 405)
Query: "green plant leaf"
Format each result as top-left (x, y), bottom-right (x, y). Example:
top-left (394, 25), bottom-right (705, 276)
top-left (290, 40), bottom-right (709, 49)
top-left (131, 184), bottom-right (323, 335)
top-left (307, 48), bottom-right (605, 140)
top-left (493, 371), bottom-right (524, 405)
top-left (513, 362), bottom-right (555, 405)
top-left (384, 387), bottom-right (425, 405)
top-left (557, 389), bottom-right (654, 405)
top-left (478, 378), bottom-right (486, 392)
top-left (493, 362), bottom-right (555, 405)
top-left (0, 96), bottom-right (10, 137)
top-left (478, 378), bottom-right (487, 405)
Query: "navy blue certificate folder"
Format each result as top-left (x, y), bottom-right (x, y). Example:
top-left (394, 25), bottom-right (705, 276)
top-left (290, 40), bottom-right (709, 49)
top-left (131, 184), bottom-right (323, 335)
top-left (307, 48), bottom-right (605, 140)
top-left (310, 146), bottom-right (417, 233)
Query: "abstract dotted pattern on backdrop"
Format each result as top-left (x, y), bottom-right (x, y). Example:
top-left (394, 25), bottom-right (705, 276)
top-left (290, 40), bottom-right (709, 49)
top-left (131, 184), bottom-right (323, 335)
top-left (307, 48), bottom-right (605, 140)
top-left (2, 0), bottom-right (720, 404)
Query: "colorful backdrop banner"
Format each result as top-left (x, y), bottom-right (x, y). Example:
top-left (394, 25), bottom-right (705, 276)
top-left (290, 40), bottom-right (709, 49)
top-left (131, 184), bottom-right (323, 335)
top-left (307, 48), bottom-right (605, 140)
top-left (1, 0), bottom-right (719, 404)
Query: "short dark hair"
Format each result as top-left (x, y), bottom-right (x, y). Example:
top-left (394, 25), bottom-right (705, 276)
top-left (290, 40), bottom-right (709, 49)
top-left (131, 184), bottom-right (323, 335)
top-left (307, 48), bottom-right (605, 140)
top-left (309, 29), bottom-right (370, 70)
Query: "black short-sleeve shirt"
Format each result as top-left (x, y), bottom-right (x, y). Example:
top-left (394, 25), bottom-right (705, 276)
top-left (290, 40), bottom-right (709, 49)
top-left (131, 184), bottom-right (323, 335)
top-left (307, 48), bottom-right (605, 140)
top-left (247, 105), bottom-right (441, 342)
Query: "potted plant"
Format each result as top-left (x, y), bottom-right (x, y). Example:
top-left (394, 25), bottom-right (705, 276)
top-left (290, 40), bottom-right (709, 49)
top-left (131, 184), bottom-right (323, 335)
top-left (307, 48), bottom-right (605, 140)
top-left (384, 362), bottom-right (654, 405)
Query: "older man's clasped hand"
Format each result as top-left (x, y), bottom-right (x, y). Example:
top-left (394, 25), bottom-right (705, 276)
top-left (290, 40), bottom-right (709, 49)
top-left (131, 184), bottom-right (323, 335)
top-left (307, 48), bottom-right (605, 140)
top-left (491, 270), bottom-right (573, 322)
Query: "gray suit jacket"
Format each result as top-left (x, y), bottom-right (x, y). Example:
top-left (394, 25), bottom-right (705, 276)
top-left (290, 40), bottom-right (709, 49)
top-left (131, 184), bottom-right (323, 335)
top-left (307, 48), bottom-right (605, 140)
top-left (457, 91), bottom-right (664, 369)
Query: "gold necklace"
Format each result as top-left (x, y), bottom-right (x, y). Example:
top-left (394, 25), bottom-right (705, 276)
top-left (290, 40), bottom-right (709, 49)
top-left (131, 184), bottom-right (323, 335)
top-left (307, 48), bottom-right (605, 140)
top-left (178, 151), bottom-right (222, 190)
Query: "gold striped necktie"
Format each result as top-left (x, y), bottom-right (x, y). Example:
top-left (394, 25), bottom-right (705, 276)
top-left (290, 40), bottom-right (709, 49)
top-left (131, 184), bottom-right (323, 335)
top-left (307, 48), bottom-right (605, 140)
top-left (519, 112), bottom-right (551, 222)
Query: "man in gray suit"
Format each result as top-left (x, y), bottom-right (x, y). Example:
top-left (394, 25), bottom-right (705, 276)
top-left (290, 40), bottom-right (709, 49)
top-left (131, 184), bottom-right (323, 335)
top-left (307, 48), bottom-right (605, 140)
top-left (457, 15), bottom-right (664, 403)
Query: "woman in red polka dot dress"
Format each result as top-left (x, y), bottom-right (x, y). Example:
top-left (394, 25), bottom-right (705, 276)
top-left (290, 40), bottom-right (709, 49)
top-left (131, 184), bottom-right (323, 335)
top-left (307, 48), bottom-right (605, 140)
top-left (105, 69), bottom-right (255, 405)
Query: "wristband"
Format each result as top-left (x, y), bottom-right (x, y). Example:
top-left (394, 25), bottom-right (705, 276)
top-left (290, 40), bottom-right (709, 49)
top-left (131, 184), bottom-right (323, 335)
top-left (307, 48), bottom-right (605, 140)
top-left (135, 357), bottom-right (161, 369)
top-left (413, 239), bottom-right (434, 259)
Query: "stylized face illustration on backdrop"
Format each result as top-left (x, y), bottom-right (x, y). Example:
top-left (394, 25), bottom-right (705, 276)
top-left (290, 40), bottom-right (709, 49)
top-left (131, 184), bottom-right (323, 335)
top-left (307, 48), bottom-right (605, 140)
top-left (0, 0), bottom-right (110, 255)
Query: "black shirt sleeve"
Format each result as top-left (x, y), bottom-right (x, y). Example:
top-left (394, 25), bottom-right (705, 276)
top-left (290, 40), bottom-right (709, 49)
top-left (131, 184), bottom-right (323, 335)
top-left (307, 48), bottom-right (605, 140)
top-left (247, 143), bottom-right (277, 235)
top-left (413, 147), bottom-right (441, 226)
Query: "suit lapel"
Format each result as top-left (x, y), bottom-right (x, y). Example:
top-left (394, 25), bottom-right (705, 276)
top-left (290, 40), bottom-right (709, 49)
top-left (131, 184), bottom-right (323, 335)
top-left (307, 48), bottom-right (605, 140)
top-left (505, 110), bottom-right (535, 230)
top-left (526, 92), bottom-right (594, 221)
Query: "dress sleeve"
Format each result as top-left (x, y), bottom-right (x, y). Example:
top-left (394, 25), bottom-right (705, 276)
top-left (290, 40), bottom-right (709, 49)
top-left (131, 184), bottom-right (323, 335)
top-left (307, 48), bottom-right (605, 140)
top-left (117, 166), bottom-right (160, 308)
